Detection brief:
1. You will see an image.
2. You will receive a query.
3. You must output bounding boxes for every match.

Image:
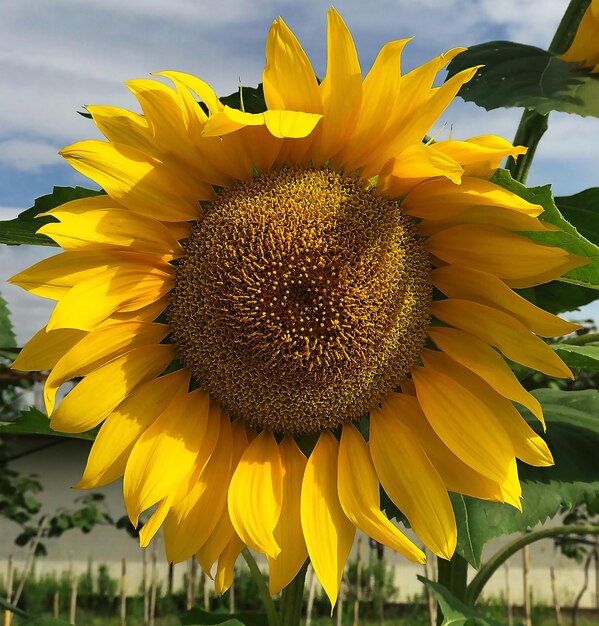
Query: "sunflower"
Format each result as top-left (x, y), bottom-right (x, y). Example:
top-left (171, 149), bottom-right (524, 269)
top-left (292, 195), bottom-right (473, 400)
top-left (561, 0), bottom-right (599, 72)
top-left (11, 8), bottom-right (587, 605)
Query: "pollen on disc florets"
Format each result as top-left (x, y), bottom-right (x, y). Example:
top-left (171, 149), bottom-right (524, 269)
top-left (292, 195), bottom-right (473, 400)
top-left (169, 166), bottom-right (431, 435)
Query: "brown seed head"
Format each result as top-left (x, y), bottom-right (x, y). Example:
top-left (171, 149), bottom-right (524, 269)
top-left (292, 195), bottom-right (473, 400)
top-left (169, 166), bottom-right (431, 434)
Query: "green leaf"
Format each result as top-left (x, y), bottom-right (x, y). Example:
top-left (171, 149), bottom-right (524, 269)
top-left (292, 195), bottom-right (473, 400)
top-left (554, 344), bottom-right (599, 370)
top-left (453, 389), bottom-right (599, 567)
top-left (181, 608), bottom-right (267, 626)
top-left (0, 406), bottom-right (98, 441)
top-left (20, 618), bottom-right (74, 626)
top-left (0, 186), bottom-right (103, 246)
top-left (517, 281), bottom-right (599, 315)
top-left (555, 188), bottom-right (599, 247)
top-left (445, 41), bottom-right (599, 117)
top-left (418, 577), bottom-right (505, 626)
top-left (220, 84), bottom-right (267, 114)
top-left (491, 169), bottom-right (599, 290)
top-left (0, 292), bottom-right (16, 349)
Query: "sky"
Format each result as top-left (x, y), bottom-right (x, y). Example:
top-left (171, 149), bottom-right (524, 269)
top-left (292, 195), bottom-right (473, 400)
top-left (1, 0), bottom-right (598, 344)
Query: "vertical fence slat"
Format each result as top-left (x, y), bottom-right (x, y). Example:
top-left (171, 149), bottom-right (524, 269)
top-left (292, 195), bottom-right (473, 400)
top-left (3, 556), bottom-right (13, 626)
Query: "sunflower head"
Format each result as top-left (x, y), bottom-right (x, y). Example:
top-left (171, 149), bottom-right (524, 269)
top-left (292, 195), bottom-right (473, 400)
top-left (10, 7), bottom-right (588, 608)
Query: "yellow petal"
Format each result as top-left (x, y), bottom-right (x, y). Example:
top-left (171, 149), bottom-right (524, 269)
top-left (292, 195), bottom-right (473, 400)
top-left (336, 39), bottom-right (410, 168)
top-left (44, 321), bottom-right (169, 415)
top-left (156, 71), bottom-right (221, 116)
top-left (428, 351), bottom-right (553, 468)
top-left (561, 0), bottom-right (599, 68)
top-left (38, 208), bottom-right (184, 257)
top-left (369, 406), bottom-right (456, 559)
top-left (163, 411), bottom-right (232, 563)
top-left (386, 393), bottom-right (504, 502)
top-left (301, 432), bottom-right (355, 609)
top-left (196, 420), bottom-right (249, 576)
top-left (228, 430), bottom-right (283, 558)
top-left (430, 135), bottom-right (526, 179)
top-left (263, 18), bottom-right (321, 113)
top-left (431, 299), bottom-right (573, 379)
top-left (432, 265), bottom-right (580, 337)
top-left (12, 326), bottom-right (85, 372)
top-left (214, 535), bottom-right (246, 595)
top-left (75, 369), bottom-right (191, 489)
top-left (412, 360), bottom-right (522, 508)
top-left (403, 176), bottom-right (544, 218)
top-left (268, 436), bottom-right (308, 595)
top-left (47, 264), bottom-right (174, 332)
top-left (50, 343), bottom-right (173, 433)
top-left (428, 326), bottom-right (545, 427)
top-left (377, 144), bottom-right (463, 197)
top-left (60, 140), bottom-right (213, 221)
top-left (315, 8), bottom-right (362, 161)
top-left (338, 423), bottom-right (429, 560)
top-left (123, 387), bottom-right (212, 526)
top-left (263, 110), bottom-right (322, 139)
top-left (426, 224), bottom-right (587, 285)
top-left (138, 495), bottom-right (174, 548)
top-left (86, 105), bottom-right (155, 154)
top-left (9, 250), bottom-right (144, 300)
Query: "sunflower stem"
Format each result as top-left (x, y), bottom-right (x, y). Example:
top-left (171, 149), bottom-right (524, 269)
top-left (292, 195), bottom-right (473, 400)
top-left (241, 548), bottom-right (279, 626)
top-left (436, 553), bottom-right (469, 624)
top-left (465, 525), bottom-right (599, 606)
top-left (559, 331), bottom-right (599, 345)
top-left (505, 0), bottom-right (589, 183)
top-left (279, 559), bottom-right (309, 626)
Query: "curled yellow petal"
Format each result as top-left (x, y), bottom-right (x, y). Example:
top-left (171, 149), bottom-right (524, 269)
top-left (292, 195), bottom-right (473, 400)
top-left (227, 430), bottom-right (283, 558)
top-left (431, 299), bottom-right (573, 379)
top-left (50, 343), bottom-right (174, 434)
top-left (75, 369), bottom-right (190, 489)
top-left (339, 423), bottom-right (429, 559)
top-left (123, 388), bottom-right (212, 526)
top-left (369, 407), bottom-right (456, 559)
top-left (268, 436), bottom-right (308, 595)
top-left (428, 325), bottom-right (545, 427)
top-left (301, 432), bottom-right (355, 609)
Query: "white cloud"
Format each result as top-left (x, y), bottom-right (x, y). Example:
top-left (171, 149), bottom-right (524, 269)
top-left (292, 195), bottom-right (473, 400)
top-left (0, 139), bottom-right (61, 172)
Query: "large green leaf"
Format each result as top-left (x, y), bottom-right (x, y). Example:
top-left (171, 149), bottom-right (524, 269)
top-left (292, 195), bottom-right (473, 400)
top-left (0, 406), bottom-right (98, 441)
top-left (517, 281), bottom-right (599, 316)
top-left (419, 577), bottom-right (505, 626)
top-left (0, 293), bottom-right (16, 349)
top-left (220, 84), bottom-right (267, 114)
top-left (0, 186), bottom-right (103, 246)
top-left (181, 608), bottom-right (267, 626)
top-left (445, 41), bottom-right (599, 117)
top-left (453, 389), bottom-right (599, 567)
top-left (555, 188), bottom-right (599, 246)
top-left (491, 169), bottom-right (599, 290)
top-left (554, 344), bottom-right (599, 370)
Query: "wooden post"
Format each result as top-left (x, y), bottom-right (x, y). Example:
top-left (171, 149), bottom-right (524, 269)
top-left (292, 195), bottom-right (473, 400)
top-left (595, 537), bottom-right (599, 609)
top-left (186, 559), bottom-right (193, 610)
top-left (522, 545), bottom-right (531, 626)
top-left (353, 537), bottom-right (362, 626)
top-left (69, 569), bottom-right (78, 625)
top-left (550, 567), bottom-right (562, 626)
top-left (423, 549), bottom-right (436, 626)
top-left (4, 555), bottom-right (13, 626)
top-left (305, 565), bottom-right (316, 626)
top-left (201, 569), bottom-right (209, 610)
top-left (142, 549), bottom-right (149, 626)
top-left (120, 558), bottom-right (127, 626)
top-left (504, 562), bottom-right (512, 626)
top-left (336, 571), bottom-right (344, 626)
top-left (149, 543), bottom-right (157, 626)
top-left (53, 591), bottom-right (60, 619)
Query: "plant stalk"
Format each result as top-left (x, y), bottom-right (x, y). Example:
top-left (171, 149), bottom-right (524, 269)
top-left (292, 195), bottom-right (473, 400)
top-left (465, 525), bottom-right (599, 606)
top-left (436, 553), bottom-right (469, 625)
top-left (279, 560), bottom-right (309, 626)
top-left (241, 548), bottom-right (279, 626)
top-left (505, 0), bottom-right (590, 183)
